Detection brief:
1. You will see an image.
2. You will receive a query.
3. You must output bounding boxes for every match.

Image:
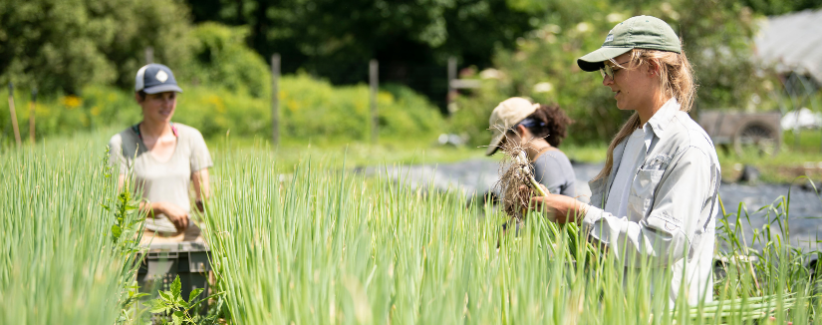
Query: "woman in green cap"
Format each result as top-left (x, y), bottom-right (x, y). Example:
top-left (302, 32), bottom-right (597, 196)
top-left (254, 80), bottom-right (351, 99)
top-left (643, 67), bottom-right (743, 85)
top-left (527, 16), bottom-right (721, 306)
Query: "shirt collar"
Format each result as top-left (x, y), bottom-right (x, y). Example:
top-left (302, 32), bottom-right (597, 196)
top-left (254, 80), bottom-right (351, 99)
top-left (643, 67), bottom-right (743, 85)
top-left (643, 98), bottom-right (680, 140)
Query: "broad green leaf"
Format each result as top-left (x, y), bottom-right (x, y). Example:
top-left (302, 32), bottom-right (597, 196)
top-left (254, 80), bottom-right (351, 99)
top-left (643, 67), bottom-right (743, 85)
top-left (158, 289), bottom-right (173, 302)
top-left (188, 288), bottom-right (205, 303)
top-left (149, 299), bottom-right (170, 314)
top-left (170, 275), bottom-right (182, 298)
top-left (171, 311), bottom-right (185, 325)
top-left (110, 224), bottom-right (122, 239)
top-left (177, 295), bottom-right (189, 309)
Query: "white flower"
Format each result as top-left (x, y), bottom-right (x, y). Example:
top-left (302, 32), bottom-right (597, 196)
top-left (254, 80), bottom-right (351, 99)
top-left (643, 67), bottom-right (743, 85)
top-left (480, 68), bottom-right (503, 80)
top-left (533, 82), bottom-right (553, 93)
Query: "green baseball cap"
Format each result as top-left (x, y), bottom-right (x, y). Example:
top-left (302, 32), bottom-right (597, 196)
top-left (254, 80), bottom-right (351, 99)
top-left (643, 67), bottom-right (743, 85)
top-left (577, 15), bottom-right (681, 72)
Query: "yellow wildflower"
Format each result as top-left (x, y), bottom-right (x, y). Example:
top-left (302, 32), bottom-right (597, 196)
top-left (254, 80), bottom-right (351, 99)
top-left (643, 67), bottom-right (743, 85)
top-left (62, 95), bottom-right (82, 109)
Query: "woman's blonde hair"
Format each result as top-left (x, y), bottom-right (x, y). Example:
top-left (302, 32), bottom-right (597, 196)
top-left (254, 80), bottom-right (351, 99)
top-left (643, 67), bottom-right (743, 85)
top-left (593, 48), bottom-right (696, 181)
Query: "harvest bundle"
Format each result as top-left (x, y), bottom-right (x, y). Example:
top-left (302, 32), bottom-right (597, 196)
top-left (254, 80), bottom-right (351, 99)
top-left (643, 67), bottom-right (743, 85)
top-left (496, 146), bottom-right (547, 222)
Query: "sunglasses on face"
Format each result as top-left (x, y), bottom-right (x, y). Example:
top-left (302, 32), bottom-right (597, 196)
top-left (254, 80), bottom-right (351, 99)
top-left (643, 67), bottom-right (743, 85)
top-left (600, 61), bottom-right (630, 80)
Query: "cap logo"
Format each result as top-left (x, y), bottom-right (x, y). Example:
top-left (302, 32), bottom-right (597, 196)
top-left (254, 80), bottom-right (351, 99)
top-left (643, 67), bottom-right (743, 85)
top-left (604, 34), bottom-right (614, 43)
top-left (156, 70), bottom-right (169, 83)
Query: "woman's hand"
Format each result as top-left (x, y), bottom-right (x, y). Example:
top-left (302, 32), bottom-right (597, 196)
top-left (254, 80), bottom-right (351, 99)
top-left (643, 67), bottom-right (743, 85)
top-left (524, 185), bottom-right (588, 224)
top-left (154, 202), bottom-right (189, 232)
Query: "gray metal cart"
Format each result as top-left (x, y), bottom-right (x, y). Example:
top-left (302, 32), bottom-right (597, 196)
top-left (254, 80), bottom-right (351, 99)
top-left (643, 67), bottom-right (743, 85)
top-left (697, 110), bottom-right (782, 156)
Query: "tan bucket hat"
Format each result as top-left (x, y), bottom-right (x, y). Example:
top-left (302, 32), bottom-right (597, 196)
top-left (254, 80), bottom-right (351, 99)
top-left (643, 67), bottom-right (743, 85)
top-left (485, 97), bottom-right (540, 156)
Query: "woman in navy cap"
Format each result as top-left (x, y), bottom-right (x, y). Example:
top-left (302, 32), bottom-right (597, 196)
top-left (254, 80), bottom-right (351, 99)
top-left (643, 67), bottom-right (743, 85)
top-left (109, 64), bottom-right (213, 242)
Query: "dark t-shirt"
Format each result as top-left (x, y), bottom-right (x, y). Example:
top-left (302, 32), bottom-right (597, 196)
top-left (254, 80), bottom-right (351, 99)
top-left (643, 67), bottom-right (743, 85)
top-left (532, 150), bottom-right (576, 197)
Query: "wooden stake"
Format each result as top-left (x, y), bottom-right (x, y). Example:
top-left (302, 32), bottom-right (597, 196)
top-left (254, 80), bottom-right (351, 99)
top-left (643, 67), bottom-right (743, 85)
top-left (447, 56), bottom-right (457, 115)
top-left (271, 54), bottom-right (280, 146)
top-left (29, 88), bottom-right (36, 143)
top-left (369, 59), bottom-right (378, 144)
top-left (145, 47), bottom-right (154, 64)
top-left (7, 83), bottom-right (21, 146)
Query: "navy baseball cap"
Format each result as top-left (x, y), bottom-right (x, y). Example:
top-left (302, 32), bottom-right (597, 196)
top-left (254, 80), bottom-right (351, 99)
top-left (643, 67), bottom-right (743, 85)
top-left (135, 64), bottom-right (183, 94)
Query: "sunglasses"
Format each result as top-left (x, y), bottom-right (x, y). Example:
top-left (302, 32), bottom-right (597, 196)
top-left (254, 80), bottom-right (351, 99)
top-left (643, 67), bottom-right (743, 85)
top-left (600, 61), bottom-right (630, 80)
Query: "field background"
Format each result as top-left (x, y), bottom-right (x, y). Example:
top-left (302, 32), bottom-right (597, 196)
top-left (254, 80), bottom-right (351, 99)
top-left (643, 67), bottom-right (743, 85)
top-left (4, 0), bottom-right (822, 323)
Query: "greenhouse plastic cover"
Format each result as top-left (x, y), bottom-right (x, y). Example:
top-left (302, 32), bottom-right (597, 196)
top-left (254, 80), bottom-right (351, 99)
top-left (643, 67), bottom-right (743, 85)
top-left (755, 9), bottom-right (822, 83)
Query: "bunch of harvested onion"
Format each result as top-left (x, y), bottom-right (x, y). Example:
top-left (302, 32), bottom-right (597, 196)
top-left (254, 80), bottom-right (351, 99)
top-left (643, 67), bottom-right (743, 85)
top-left (512, 151), bottom-right (548, 197)
top-left (496, 149), bottom-right (549, 221)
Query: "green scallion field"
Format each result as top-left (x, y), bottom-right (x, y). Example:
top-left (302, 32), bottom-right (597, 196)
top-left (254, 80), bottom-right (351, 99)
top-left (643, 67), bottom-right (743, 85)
top-left (2, 131), bottom-right (821, 324)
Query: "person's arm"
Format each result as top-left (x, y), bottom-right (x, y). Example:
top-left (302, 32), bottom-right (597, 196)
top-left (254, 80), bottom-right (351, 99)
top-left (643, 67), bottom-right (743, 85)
top-left (117, 174), bottom-right (126, 192)
top-left (188, 128), bottom-right (213, 213)
top-left (529, 190), bottom-right (588, 223)
top-left (191, 168), bottom-right (210, 212)
top-left (532, 147), bottom-right (715, 267)
top-left (138, 200), bottom-right (189, 231)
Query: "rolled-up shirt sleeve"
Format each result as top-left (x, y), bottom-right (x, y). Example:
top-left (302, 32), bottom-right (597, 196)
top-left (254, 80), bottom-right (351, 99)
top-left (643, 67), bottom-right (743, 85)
top-left (581, 146), bottom-right (714, 267)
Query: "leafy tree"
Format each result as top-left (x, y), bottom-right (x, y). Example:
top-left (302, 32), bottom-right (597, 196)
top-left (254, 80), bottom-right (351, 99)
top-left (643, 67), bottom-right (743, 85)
top-left (741, 0), bottom-right (822, 15)
top-left (0, 0), bottom-right (192, 94)
top-left (184, 23), bottom-right (270, 97)
top-left (184, 0), bottom-right (534, 110)
top-left (620, 0), bottom-right (764, 111)
top-left (451, 0), bottom-right (782, 145)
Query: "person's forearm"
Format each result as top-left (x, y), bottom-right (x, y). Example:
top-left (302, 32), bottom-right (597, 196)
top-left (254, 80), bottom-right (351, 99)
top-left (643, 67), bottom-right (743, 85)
top-left (192, 169), bottom-right (210, 212)
top-left (138, 201), bottom-right (164, 218)
top-left (531, 194), bottom-right (588, 224)
top-left (553, 195), bottom-right (588, 224)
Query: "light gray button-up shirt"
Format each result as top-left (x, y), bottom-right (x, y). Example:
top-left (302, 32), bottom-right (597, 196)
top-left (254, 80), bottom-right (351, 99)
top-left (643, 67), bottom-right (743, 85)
top-left (582, 99), bottom-right (721, 306)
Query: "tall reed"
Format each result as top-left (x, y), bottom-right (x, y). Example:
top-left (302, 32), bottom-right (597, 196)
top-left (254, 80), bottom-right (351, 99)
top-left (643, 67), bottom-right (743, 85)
top-left (0, 133), bottom-right (142, 324)
top-left (3, 132), bottom-right (819, 324)
top-left (204, 148), bottom-right (821, 324)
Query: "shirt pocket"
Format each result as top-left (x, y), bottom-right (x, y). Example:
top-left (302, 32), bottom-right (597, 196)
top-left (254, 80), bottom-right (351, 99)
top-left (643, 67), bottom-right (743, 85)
top-left (627, 154), bottom-right (671, 219)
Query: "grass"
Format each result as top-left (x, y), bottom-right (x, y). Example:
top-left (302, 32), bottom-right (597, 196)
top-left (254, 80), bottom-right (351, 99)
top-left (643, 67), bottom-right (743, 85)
top-left (202, 144), bottom-right (822, 324)
top-left (2, 130), bottom-right (822, 324)
top-left (207, 135), bottom-right (607, 175)
top-left (0, 131), bottom-right (144, 324)
top-left (210, 135), bottom-right (491, 173)
top-left (719, 131), bottom-right (822, 183)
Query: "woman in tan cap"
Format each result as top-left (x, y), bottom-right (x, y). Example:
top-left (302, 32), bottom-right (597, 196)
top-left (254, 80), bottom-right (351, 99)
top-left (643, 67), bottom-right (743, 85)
top-left (487, 97), bottom-right (576, 197)
top-left (527, 16), bottom-right (720, 306)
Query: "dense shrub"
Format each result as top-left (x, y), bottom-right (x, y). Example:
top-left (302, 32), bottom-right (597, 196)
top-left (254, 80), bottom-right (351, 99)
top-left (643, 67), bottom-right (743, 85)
top-left (182, 23), bottom-right (271, 98)
top-left (0, 74), bottom-right (445, 145)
